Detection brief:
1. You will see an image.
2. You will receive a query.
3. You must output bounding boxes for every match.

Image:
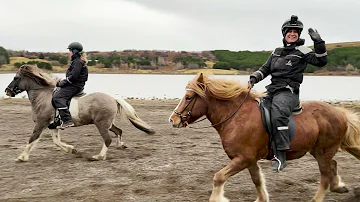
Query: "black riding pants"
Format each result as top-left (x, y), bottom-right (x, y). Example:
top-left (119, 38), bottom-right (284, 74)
top-left (269, 89), bottom-right (299, 151)
top-left (52, 85), bottom-right (82, 122)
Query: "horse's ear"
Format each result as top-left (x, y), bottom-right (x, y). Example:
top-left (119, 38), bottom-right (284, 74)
top-left (197, 73), bottom-right (204, 84)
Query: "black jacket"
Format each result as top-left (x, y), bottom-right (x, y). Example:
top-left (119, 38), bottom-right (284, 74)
top-left (65, 54), bottom-right (88, 88)
top-left (250, 39), bottom-right (327, 94)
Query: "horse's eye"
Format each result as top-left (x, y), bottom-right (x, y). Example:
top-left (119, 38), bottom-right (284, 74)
top-left (185, 96), bottom-right (192, 101)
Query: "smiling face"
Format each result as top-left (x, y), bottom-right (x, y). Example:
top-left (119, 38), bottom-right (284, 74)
top-left (285, 29), bottom-right (299, 43)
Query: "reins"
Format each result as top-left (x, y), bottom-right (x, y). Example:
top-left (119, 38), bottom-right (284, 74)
top-left (188, 89), bottom-right (251, 129)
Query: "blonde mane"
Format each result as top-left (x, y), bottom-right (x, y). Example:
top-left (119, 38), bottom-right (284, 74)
top-left (19, 65), bottom-right (57, 87)
top-left (186, 72), bottom-right (265, 100)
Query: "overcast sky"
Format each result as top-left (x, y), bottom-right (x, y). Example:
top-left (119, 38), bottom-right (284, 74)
top-left (0, 0), bottom-right (358, 52)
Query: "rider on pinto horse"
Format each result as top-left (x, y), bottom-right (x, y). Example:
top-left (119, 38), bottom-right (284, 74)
top-left (52, 42), bottom-right (88, 130)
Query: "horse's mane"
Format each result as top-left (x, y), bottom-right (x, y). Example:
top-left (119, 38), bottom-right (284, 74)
top-left (186, 72), bottom-right (266, 100)
top-left (19, 65), bottom-right (57, 87)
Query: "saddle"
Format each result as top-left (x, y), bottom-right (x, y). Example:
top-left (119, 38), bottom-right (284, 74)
top-left (257, 96), bottom-right (302, 160)
top-left (48, 89), bottom-right (86, 129)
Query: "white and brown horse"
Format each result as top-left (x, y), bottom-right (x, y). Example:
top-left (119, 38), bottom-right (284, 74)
top-left (5, 65), bottom-right (155, 161)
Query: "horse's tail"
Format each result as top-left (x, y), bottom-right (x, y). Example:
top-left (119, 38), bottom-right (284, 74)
top-left (339, 107), bottom-right (360, 160)
top-left (115, 97), bottom-right (155, 135)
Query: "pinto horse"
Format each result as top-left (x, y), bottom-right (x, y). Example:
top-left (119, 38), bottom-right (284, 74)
top-left (169, 72), bottom-right (360, 202)
top-left (5, 65), bottom-right (155, 161)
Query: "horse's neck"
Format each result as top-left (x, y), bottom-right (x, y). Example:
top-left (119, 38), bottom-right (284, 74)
top-left (206, 96), bottom-right (250, 130)
top-left (27, 88), bottom-right (54, 109)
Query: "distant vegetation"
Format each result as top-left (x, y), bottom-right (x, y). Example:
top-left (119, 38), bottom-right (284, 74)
top-left (212, 45), bottom-right (360, 73)
top-left (14, 60), bottom-right (52, 70)
top-left (0, 46), bottom-right (10, 67)
top-left (1, 41), bottom-right (360, 74)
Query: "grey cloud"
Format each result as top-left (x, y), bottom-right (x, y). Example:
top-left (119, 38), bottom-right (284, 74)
top-left (0, 0), bottom-right (359, 52)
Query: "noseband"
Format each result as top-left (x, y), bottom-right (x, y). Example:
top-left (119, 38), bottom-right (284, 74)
top-left (6, 73), bottom-right (23, 95)
top-left (174, 89), bottom-right (251, 129)
top-left (173, 94), bottom-right (198, 126)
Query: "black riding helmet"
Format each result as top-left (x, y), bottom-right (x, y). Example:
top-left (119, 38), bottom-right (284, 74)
top-left (67, 42), bottom-right (83, 52)
top-left (281, 15), bottom-right (303, 37)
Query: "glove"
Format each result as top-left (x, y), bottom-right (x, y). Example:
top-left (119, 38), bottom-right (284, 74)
top-left (308, 28), bottom-right (323, 43)
top-left (248, 77), bottom-right (256, 89)
top-left (56, 79), bottom-right (68, 87)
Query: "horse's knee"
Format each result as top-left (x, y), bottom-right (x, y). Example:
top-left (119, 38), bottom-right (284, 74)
top-left (213, 172), bottom-right (225, 186)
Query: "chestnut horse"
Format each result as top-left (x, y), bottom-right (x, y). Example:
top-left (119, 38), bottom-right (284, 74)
top-left (169, 73), bottom-right (360, 202)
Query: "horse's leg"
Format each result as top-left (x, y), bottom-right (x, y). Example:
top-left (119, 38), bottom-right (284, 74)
top-left (310, 148), bottom-right (338, 202)
top-left (209, 156), bottom-right (250, 202)
top-left (17, 123), bottom-right (45, 162)
top-left (109, 124), bottom-right (126, 149)
top-left (248, 162), bottom-right (269, 202)
top-left (50, 129), bottom-right (76, 154)
top-left (91, 125), bottom-right (112, 161)
top-left (329, 159), bottom-right (349, 193)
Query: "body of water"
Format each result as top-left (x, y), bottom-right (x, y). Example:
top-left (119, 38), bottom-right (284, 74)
top-left (0, 73), bottom-right (358, 101)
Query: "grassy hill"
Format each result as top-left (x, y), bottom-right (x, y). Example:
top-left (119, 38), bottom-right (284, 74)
top-left (1, 41), bottom-right (360, 75)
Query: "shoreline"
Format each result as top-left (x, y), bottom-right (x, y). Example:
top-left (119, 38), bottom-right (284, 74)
top-left (1, 69), bottom-right (360, 76)
top-left (2, 97), bottom-right (360, 103)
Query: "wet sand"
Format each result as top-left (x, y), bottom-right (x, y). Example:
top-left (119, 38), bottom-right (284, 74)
top-left (0, 98), bottom-right (359, 202)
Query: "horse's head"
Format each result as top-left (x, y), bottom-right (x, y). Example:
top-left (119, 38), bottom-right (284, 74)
top-left (169, 73), bottom-right (209, 128)
top-left (5, 66), bottom-right (27, 97)
top-left (5, 65), bottom-right (56, 97)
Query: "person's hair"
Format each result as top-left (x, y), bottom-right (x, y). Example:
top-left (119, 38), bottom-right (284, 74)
top-left (80, 52), bottom-right (88, 64)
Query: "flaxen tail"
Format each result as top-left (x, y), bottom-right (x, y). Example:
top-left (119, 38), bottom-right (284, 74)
top-left (338, 107), bottom-right (360, 160)
top-left (116, 97), bottom-right (155, 135)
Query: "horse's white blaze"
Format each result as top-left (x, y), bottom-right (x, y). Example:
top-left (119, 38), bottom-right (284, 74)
top-left (169, 97), bottom-right (184, 123)
top-left (17, 138), bottom-right (40, 161)
top-left (169, 88), bottom-right (194, 123)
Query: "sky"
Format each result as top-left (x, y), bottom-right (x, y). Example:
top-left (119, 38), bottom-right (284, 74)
top-left (0, 0), bottom-right (359, 52)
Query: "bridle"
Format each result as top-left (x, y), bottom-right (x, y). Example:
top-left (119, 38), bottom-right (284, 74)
top-left (5, 72), bottom-right (23, 96)
top-left (173, 89), bottom-right (251, 129)
top-left (173, 93), bottom-right (198, 127)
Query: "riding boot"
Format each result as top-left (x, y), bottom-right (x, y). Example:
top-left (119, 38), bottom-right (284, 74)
top-left (57, 108), bottom-right (74, 130)
top-left (271, 150), bottom-right (287, 172)
top-left (271, 128), bottom-right (290, 172)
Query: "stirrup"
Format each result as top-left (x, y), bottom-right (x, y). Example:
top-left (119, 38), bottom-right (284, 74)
top-left (271, 155), bottom-right (282, 172)
top-left (56, 121), bottom-right (74, 130)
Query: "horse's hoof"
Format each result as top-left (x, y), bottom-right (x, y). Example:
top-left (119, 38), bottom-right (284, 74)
top-left (147, 129), bottom-right (156, 135)
top-left (72, 148), bottom-right (78, 154)
top-left (209, 197), bottom-right (229, 202)
top-left (331, 186), bottom-right (349, 193)
top-left (117, 145), bottom-right (127, 150)
top-left (16, 155), bottom-right (29, 162)
top-left (87, 156), bottom-right (99, 161)
top-left (87, 155), bottom-right (106, 161)
top-left (16, 158), bottom-right (28, 162)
